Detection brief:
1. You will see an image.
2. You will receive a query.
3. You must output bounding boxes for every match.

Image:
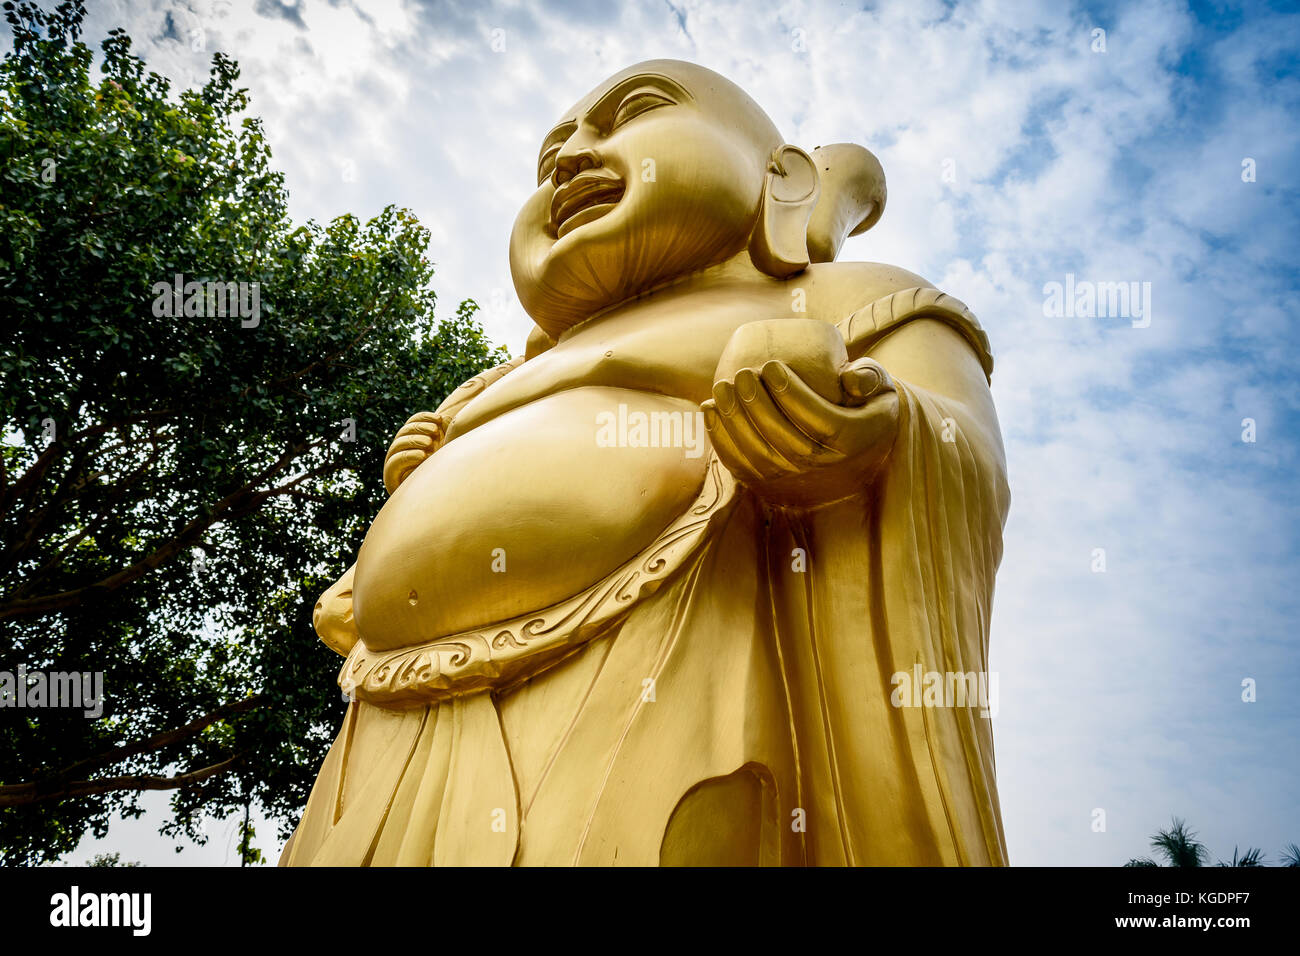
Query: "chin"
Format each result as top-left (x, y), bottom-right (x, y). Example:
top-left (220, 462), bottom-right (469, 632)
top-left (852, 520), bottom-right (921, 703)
top-left (511, 198), bottom-right (745, 336)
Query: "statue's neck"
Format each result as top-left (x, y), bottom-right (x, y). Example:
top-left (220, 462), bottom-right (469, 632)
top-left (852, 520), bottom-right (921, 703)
top-left (555, 251), bottom-right (776, 344)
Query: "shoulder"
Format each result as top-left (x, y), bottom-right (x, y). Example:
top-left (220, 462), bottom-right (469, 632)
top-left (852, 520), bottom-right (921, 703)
top-left (802, 261), bottom-right (937, 316)
top-left (802, 262), bottom-right (994, 382)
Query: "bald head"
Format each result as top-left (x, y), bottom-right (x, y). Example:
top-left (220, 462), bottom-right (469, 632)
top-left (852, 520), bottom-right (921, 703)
top-left (560, 60), bottom-right (784, 156)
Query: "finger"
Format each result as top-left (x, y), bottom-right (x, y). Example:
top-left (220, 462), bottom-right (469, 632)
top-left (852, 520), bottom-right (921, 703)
top-left (397, 421), bottom-right (442, 440)
top-left (702, 400), bottom-right (765, 485)
top-left (733, 367), bottom-right (840, 467)
top-left (388, 434), bottom-right (434, 455)
top-left (760, 360), bottom-right (876, 453)
top-left (384, 450), bottom-right (427, 484)
top-left (404, 411), bottom-right (443, 426)
top-left (713, 377), bottom-right (796, 480)
top-left (711, 378), bottom-right (737, 416)
top-left (840, 358), bottom-right (895, 407)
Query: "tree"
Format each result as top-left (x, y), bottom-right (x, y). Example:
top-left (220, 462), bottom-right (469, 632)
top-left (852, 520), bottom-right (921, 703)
top-left (1124, 818), bottom-right (1292, 868)
top-left (1125, 817), bottom-right (1208, 867)
top-left (86, 851), bottom-right (140, 867)
top-left (1216, 846), bottom-right (1265, 867)
top-left (0, 0), bottom-right (505, 865)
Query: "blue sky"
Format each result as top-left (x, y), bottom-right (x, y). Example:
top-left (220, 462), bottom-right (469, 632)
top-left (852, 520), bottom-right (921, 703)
top-left (27, 0), bottom-right (1299, 865)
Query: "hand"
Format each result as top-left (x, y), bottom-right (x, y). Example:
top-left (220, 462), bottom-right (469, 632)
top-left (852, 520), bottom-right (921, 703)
top-left (383, 411), bottom-right (446, 494)
top-left (702, 355), bottom-right (900, 505)
top-left (314, 564), bottom-right (358, 657)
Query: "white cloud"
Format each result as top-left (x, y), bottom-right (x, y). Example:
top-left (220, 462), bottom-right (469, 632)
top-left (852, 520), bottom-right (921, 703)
top-left (52, 0), bottom-right (1300, 867)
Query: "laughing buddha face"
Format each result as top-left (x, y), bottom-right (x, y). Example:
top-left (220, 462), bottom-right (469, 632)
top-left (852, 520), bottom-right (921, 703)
top-left (509, 60), bottom-right (785, 339)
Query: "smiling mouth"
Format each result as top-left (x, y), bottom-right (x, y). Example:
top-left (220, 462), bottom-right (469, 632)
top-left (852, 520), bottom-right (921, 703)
top-left (551, 171), bottom-right (625, 239)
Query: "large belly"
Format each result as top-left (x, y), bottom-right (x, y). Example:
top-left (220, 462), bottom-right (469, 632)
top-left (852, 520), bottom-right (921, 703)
top-left (353, 386), bottom-right (710, 650)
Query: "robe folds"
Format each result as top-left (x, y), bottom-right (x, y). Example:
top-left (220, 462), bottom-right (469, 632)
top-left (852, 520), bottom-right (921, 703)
top-left (282, 307), bottom-right (1010, 867)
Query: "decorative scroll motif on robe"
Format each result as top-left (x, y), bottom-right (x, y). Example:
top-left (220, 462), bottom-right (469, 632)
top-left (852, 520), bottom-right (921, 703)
top-left (340, 455), bottom-right (738, 707)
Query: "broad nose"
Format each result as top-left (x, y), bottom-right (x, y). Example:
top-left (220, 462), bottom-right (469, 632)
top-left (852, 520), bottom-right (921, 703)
top-left (553, 145), bottom-right (601, 186)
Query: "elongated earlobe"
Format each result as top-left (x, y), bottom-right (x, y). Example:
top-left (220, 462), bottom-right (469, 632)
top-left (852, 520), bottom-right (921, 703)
top-left (749, 145), bottom-right (820, 279)
top-left (806, 143), bottom-right (886, 263)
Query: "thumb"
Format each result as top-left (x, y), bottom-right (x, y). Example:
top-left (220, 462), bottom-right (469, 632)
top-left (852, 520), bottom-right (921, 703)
top-left (839, 358), bottom-right (894, 406)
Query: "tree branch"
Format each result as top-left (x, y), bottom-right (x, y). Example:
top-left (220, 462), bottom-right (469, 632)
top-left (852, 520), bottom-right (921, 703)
top-left (41, 693), bottom-right (268, 784)
top-left (0, 438), bottom-right (324, 621)
top-left (0, 755), bottom-right (245, 807)
top-left (18, 429), bottom-right (164, 590)
top-left (0, 410), bottom-right (177, 521)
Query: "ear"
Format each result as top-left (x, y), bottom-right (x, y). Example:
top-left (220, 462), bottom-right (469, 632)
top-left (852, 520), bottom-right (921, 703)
top-left (805, 143), bottom-right (886, 263)
top-left (749, 145), bottom-right (820, 279)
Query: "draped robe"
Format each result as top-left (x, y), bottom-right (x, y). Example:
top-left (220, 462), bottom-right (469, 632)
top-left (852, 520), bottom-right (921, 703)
top-left (281, 289), bottom-right (1010, 866)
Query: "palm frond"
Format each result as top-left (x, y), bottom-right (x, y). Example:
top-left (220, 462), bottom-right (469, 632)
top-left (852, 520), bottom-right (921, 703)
top-left (1151, 817), bottom-right (1208, 867)
top-left (1217, 846), bottom-right (1265, 867)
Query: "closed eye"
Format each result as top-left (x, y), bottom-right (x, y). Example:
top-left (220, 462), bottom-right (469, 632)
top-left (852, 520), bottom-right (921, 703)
top-left (611, 90), bottom-right (674, 130)
top-left (538, 144), bottom-right (562, 185)
top-left (535, 86), bottom-right (676, 185)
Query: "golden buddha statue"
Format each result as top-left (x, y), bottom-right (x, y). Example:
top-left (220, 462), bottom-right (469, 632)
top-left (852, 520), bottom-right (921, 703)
top-left (281, 60), bottom-right (1010, 867)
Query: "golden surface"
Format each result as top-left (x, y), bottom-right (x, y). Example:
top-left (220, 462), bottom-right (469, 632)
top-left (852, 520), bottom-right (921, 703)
top-left (285, 60), bottom-right (1010, 867)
